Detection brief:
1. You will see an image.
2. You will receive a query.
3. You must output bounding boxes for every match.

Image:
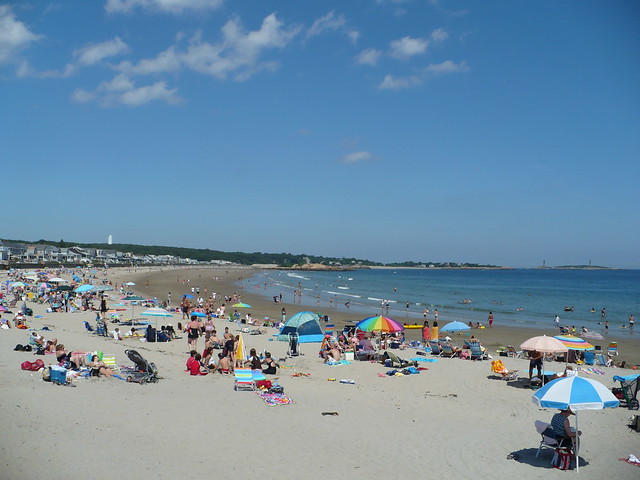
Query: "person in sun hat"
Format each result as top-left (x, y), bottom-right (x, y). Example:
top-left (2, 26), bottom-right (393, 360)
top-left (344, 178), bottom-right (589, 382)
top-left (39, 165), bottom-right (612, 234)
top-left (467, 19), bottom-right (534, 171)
top-left (550, 407), bottom-right (582, 448)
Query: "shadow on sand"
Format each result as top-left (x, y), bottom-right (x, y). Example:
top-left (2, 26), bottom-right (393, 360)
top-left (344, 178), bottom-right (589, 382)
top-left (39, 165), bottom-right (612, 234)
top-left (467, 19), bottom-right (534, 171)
top-left (507, 447), bottom-right (588, 470)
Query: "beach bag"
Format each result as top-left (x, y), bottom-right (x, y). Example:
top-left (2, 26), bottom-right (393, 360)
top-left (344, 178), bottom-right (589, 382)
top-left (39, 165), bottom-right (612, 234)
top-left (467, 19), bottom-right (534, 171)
top-left (42, 365), bottom-right (51, 382)
top-left (21, 359), bottom-right (45, 371)
top-left (552, 448), bottom-right (572, 470)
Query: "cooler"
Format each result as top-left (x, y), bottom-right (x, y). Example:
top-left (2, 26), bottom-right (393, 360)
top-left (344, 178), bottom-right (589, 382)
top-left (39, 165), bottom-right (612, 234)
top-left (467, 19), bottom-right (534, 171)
top-left (50, 366), bottom-right (67, 384)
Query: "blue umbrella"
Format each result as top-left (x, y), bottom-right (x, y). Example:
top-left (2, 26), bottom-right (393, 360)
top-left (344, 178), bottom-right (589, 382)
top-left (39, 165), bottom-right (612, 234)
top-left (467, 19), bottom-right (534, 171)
top-left (440, 321), bottom-right (471, 333)
top-left (190, 311), bottom-right (206, 317)
top-left (532, 375), bottom-right (619, 472)
top-left (74, 284), bottom-right (94, 293)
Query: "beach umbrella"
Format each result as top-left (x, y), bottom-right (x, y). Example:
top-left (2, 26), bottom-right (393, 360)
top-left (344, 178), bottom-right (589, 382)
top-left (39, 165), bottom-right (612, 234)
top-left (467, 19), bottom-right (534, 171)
top-left (39, 282), bottom-right (52, 289)
top-left (521, 335), bottom-right (568, 385)
top-left (10, 282), bottom-right (27, 288)
top-left (554, 335), bottom-right (595, 351)
top-left (532, 376), bottom-right (619, 472)
top-left (55, 285), bottom-right (72, 291)
top-left (580, 331), bottom-right (604, 341)
top-left (141, 307), bottom-right (173, 341)
top-left (123, 295), bottom-right (145, 321)
top-left (90, 285), bottom-right (113, 292)
top-left (520, 335), bottom-right (568, 353)
top-left (0, 305), bottom-right (8, 312)
top-left (440, 321), bottom-right (471, 333)
top-left (235, 333), bottom-right (246, 363)
top-left (48, 277), bottom-right (67, 283)
top-left (74, 284), bottom-right (94, 293)
top-left (190, 311), bottom-right (207, 318)
top-left (355, 315), bottom-right (404, 333)
top-left (232, 302), bottom-right (252, 308)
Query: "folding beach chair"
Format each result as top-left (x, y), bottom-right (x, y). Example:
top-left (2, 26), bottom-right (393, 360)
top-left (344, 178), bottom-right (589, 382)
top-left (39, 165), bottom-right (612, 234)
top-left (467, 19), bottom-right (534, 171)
top-left (429, 340), bottom-right (442, 356)
top-left (535, 420), bottom-right (559, 457)
top-left (491, 360), bottom-right (518, 381)
top-left (252, 369), bottom-right (267, 382)
top-left (607, 342), bottom-right (618, 356)
top-left (594, 354), bottom-right (607, 366)
top-left (234, 368), bottom-right (255, 391)
top-left (584, 351), bottom-right (595, 365)
top-left (506, 345), bottom-right (522, 358)
top-left (439, 342), bottom-right (460, 358)
top-left (469, 341), bottom-right (487, 360)
top-left (101, 354), bottom-right (120, 373)
top-left (324, 323), bottom-right (335, 336)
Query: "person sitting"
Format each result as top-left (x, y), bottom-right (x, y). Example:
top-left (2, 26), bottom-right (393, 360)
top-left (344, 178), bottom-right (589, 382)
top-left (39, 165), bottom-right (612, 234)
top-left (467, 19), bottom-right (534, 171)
top-left (249, 348), bottom-right (262, 370)
top-left (202, 347), bottom-right (214, 368)
top-left (30, 332), bottom-right (45, 347)
top-left (186, 350), bottom-right (198, 371)
top-left (549, 407), bottom-right (581, 449)
top-left (216, 353), bottom-right (231, 374)
top-left (44, 338), bottom-right (58, 353)
top-left (0, 314), bottom-right (12, 329)
top-left (261, 352), bottom-right (278, 375)
top-left (89, 354), bottom-right (114, 378)
top-left (188, 353), bottom-right (208, 375)
top-left (112, 328), bottom-right (123, 341)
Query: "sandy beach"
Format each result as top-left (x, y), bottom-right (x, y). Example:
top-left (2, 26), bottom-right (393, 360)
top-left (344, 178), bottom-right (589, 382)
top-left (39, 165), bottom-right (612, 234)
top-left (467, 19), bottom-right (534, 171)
top-left (1, 266), bottom-right (639, 480)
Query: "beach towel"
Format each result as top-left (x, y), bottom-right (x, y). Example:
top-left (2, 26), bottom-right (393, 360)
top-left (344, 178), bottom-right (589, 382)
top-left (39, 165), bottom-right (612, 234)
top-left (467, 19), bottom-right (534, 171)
top-left (411, 357), bottom-right (438, 363)
top-left (256, 391), bottom-right (294, 406)
top-left (618, 455), bottom-right (640, 467)
top-left (325, 359), bottom-right (351, 366)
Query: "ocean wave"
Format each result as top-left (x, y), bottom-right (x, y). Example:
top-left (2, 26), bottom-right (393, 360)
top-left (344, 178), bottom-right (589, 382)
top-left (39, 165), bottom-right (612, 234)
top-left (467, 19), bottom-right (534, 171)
top-left (337, 286), bottom-right (349, 290)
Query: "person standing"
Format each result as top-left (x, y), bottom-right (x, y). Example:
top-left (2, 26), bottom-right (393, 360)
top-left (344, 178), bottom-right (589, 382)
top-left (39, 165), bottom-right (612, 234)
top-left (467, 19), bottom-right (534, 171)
top-left (604, 320), bottom-right (609, 333)
top-left (434, 309), bottom-right (439, 323)
top-left (488, 311), bottom-right (494, 328)
top-left (554, 315), bottom-right (560, 329)
top-left (423, 307), bottom-right (429, 321)
top-left (422, 320), bottom-right (430, 346)
top-left (629, 314), bottom-right (635, 328)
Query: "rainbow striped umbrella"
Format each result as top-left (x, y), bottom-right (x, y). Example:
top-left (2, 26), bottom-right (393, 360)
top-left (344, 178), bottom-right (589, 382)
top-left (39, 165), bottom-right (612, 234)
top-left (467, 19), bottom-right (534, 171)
top-left (355, 315), bottom-right (404, 333)
top-left (554, 334), bottom-right (595, 350)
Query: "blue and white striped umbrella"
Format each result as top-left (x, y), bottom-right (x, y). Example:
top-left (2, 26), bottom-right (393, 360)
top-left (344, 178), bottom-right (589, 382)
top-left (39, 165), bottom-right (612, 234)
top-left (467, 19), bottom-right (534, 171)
top-left (532, 375), bottom-right (619, 472)
top-left (532, 376), bottom-right (619, 411)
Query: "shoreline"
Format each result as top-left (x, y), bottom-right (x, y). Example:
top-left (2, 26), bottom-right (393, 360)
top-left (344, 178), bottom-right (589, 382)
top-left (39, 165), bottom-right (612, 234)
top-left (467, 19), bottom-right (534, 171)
top-left (130, 266), bottom-right (640, 367)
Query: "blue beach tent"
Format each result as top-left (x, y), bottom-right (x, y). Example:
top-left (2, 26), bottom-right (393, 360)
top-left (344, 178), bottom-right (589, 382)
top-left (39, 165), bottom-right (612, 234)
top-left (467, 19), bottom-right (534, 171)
top-left (277, 311), bottom-right (324, 343)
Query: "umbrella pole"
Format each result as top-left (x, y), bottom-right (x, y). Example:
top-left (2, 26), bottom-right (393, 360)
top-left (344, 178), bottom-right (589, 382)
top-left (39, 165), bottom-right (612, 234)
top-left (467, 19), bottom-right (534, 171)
top-left (575, 413), bottom-right (579, 472)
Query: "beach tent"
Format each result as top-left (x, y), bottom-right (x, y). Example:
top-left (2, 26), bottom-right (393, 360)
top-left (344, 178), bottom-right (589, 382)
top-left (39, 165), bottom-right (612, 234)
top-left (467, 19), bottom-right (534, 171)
top-left (277, 311), bottom-right (324, 343)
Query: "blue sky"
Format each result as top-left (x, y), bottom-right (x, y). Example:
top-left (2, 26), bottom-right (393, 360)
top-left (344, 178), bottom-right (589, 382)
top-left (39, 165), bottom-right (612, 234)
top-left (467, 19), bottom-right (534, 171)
top-left (1, 1), bottom-right (639, 268)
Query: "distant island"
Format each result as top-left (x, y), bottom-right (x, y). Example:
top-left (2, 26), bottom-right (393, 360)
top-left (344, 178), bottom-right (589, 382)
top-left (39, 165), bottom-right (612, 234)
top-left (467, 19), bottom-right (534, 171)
top-left (0, 238), bottom-right (501, 269)
top-left (536, 265), bottom-right (612, 270)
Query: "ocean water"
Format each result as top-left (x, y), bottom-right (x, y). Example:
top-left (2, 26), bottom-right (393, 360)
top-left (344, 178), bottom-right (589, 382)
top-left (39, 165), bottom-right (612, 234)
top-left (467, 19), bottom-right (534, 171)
top-left (246, 268), bottom-right (640, 339)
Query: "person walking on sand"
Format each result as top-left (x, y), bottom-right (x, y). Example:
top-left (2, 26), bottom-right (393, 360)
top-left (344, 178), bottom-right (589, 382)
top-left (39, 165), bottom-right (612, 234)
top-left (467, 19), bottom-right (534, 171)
top-left (488, 311), bottom-right (494, 328)
top-left (186, 315), bottom-right (202, 352)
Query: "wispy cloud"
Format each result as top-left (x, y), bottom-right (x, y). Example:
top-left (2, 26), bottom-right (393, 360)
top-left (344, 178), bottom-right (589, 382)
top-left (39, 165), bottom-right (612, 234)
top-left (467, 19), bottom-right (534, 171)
top-left (379, 74), bottom-right (423, 90)
top-left (0, 6), bottom-right (41, 65)
top-left (307, 11), bottom-right (345, 38)
top-left (355, 48), bottom-right (383, 66)
top-left (74, 37), bottom-right (129, 66)
top-left (72, 73), bottom-right (181, 106)
top-left (117, 13), bottom-right (300, 81)
top-left (340, 151), bottom-right (373, 163)
top-left (389, 36), bottom-right (428, 59)
top-left (378, 60), bottom-right (468, 90)
top-left (105, 0), bottom-right (223, 15)
top-left (430, 27), bottom-right (448, 43)
top-left (424, 59), bottom-right (469, 74)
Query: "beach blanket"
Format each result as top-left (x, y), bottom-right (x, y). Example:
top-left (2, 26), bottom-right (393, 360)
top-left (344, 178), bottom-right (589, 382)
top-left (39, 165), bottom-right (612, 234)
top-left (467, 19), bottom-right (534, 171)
top-left (325, 360), bottom-right (351, 366)
top-left (256, 391), bottom-right (294, 407)
top-left (619, 454), bottom-right (640, 467)
top-left (411, 357), bottom-right (438, 363)
top-left (579, 367), bottom-right (606, 375)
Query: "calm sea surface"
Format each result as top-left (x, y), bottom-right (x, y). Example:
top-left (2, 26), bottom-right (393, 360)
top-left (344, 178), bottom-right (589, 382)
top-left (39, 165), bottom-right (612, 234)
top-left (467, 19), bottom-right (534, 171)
top-left (246, 268), bottom-right (640, 339)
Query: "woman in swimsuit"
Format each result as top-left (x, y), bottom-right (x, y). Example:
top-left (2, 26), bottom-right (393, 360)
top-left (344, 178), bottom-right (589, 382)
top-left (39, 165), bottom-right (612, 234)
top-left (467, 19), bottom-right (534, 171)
top-left (186, 316), bottom-right (202, 352)
top-left (261, 352), bottom-right (277, 375)
top-left (89, 355), bottom-right (114, 378)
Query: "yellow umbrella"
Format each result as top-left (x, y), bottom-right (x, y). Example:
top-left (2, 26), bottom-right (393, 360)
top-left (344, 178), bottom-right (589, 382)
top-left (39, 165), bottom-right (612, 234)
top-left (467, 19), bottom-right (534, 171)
top-left (235, 333), bottom-right (246, 364)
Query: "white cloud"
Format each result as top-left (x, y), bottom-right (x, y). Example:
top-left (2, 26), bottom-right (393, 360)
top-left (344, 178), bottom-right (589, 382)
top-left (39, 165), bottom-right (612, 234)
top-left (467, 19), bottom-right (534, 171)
top-left (117, 13), bottom-right (300, 81)
top-left (389, 36), bottom-right (428, 59)
top-left (430, 28), bottom-right (448, 43)
top-left (424, 59), bottom-right (469, 74)
top-left (347, 30), bottom-right (360, 45)
top-left (105, 0), bottom-right (223, 14)
top-left (341, 151), bottom-right (373, 163)
top-left (73, 37), bottom-right (129, 66)
top-left (0, 6), bottom-right (41, 64)
top-left (71, 88), bottom-right (96, 103)
top-left (378, 74), bottom-right (423, 90)
top-left (307, 11), bottom-right (346, 39)
top-left (72, 73), bottom-right (181, 106)
top-left (355, 48), bottom-right (383, 66)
